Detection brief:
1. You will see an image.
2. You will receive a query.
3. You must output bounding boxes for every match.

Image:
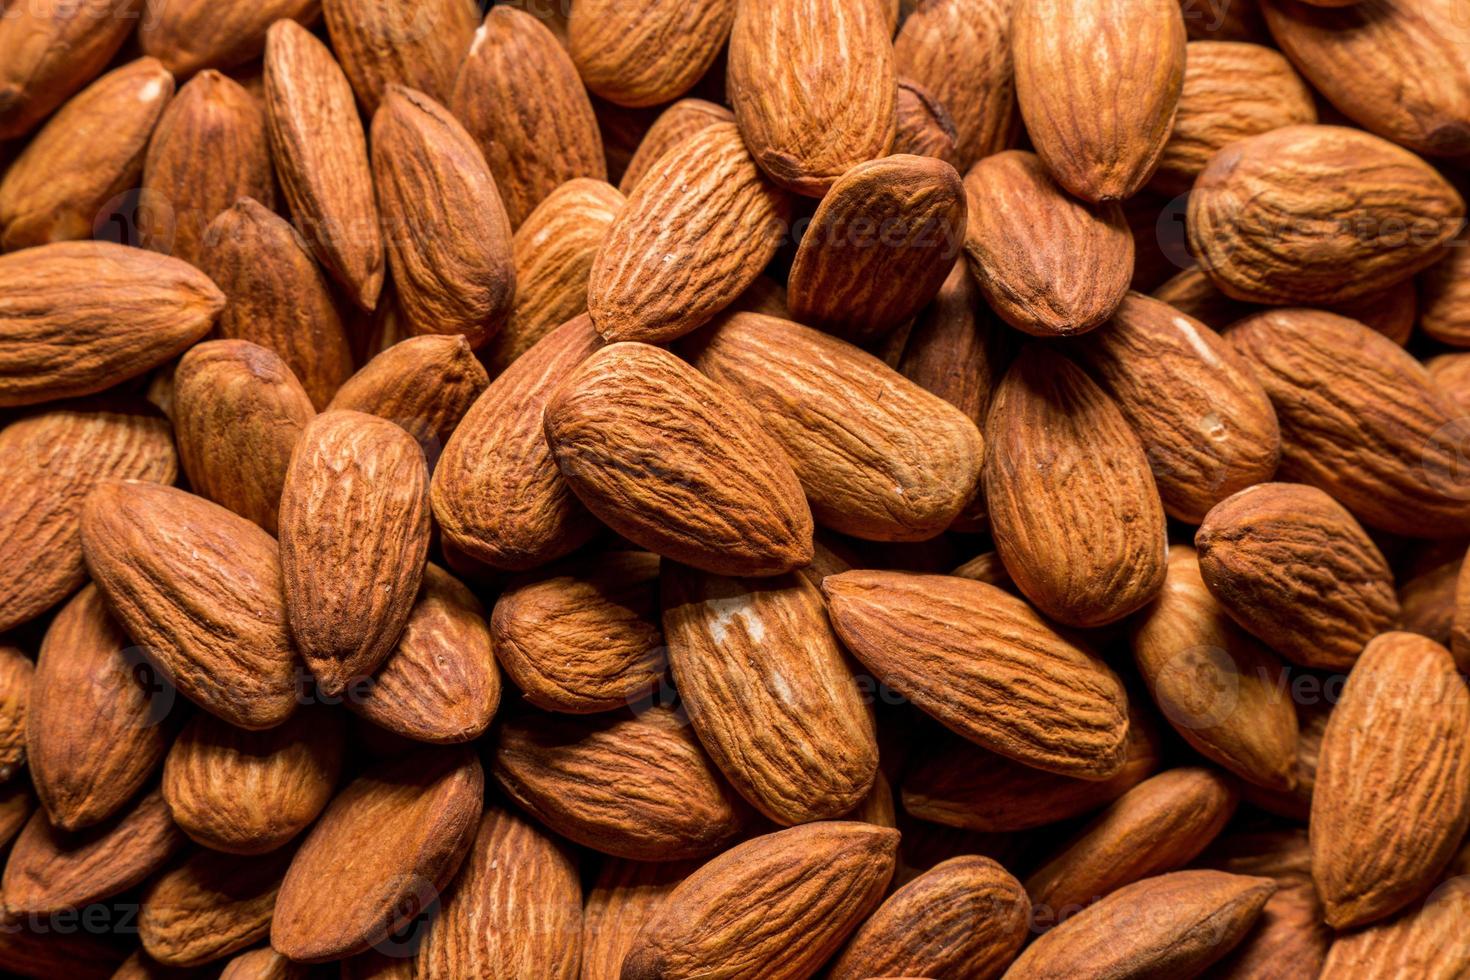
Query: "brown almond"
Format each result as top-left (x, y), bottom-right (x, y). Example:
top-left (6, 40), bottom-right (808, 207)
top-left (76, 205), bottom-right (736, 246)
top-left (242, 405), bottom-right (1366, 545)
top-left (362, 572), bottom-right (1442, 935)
top-left (1421, 245), bottom-right (1470, 347)
top-left (898, 260), bottom-right (1004, 430)
top-left (892, 79), bottom-right (961, 166)
top-left (138, 0), bottom-right (320, 76)
top-left (1430, 351), bottom-right (1470, 415)
top-left (139, 846), bottom-right (294, 967)
top-left (0, 920), bottom-right (123, 979)
top-left (0, 0), bottom-right (140, 140)
top-left (219, 946), bottom-right (311, 980)
top-left (581, 859), bottom-right (694, 980)
top-left (1398, 546), bottom-right (1461, 650)
top-left (618, 99), bottom-right (734, 195)
top-left (322, 0), bottom-right (478, 112)
top-left (1319, 876), bottom-right (1470, 979)
top-left (0, 648), bottom-right (29, 784)
top-left (568, 0), bottom-right (734, 108)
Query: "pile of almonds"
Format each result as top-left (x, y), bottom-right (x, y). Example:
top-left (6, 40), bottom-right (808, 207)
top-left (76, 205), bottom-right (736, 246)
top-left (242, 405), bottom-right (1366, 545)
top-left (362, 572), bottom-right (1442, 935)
top-left (3, 0), bottom-right (1470, 976)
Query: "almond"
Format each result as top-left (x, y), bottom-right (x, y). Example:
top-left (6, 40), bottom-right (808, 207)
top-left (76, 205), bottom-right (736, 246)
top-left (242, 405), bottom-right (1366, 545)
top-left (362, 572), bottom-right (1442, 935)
top-left (568, 0), bottom-right (735, 108)
top-left (1420, 245), bottom-right (1470, 347)
top-left (1012, 0), bottom-right (1186, 201)
top-left (271, 747), bottom-right (484, 962)
top-left (0, 242), bottom-right (223, 407)
top-left (162, 709), bottom-right (344, 855)
top-left (321, 0), bottom-right (478, 112)
top-left (139, 846), bottom-right (294, 967)
top-left (586, 123), bottom-right (790, 344)
top-left (219, 947), bottom-right (310, 980)
top-left (1430, 351), bottom-right (1470, 414)
top-left (0, 0), bottom-right (140, 140)
top-left (687, 312), bottom-right (984, 542)
top-left (892, 79), bottom-right (961, 166)
top-left (544, 341), bottom-right (814, 575)
top-left (1189, 125), bottom-right (1464, 304)
top-left (492, 705), bottom-right (749, 861)
top-left (622, 822), bottom-right (899, 979)
top-left (961, 150), bottom-right (1133, 337)
top-left (823, 570), bottom-right (1131, 779)
top-left (984, 345), bottom-right (1168, 627)
top-left (0, 648), bottom-right (29, 785)
top-left (80, 482), bottom-right (299, 730)
top-left (897, 261), bottom-right (1004, 431)
top-left (618, 99), bottom-right (734, 195)
top-left (138, 0), bottom-right (320, 76)
top-left (581, 858), bottom-right (694, 980)
top-left (1310, 631), bottom-right (1470, 929)
top-left (727, 0), bottom-right (895, 196)
top-left (1319, 876), bottom-right (1470, 979)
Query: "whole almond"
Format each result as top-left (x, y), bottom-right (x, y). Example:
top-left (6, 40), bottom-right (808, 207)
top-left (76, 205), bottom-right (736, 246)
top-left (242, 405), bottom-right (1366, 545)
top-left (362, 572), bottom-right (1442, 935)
top-left (139, 846), bottom-right (294, 967)
top-left (984, 345), bottom-right (1168, 627)
top-left (586, 123), bottom-right (789, 344)
top-left (162, 709), bottom-right (344, 855)
top-left (492, 705), bottom-right (749, 861)
top-left (1319, 876), bottom-right (1470, 979)
top-left (581, 858), bottom-right (694, 980)
top-left (271, 747), bottom-right (484, 962)
top-left (823, 570), bottom-right (1131, 779)
top-left (263, 19), bottom-right (384, 311)
top-left (618, 99), bottom-right (734, 195)
top-left (544, 341), bottom-right (814, 575)
top-left (568, 0), bottom-right (734, 108)
top-left (727, 0), bottom-right (895, 196)
top-left (0, 0), bottom-right (140, 140)
top-left (0, 242), bottom-right (223, 407)
top-left (371, 85), bottom-right (515, 349)
top-left (962, 150), bottom-right (1133, 337)
top-left (321, 0), bottom-right (478, 112)
top-left (892, 79), bottom-right (962, 166)
top-left (898, 261), bottom-right (1004, 431)
top-left (688, 312), bottom-right (984, 542)
top-left (138, 0), bottom-right (321, 76)
top-left (450, 6), bottom-right (607, 229)
top-left (1012, 0), bottom-right (1186, 201)
top-left (1311, 631), bottom-right (1470, 929)
top-left (0, 648), bottom-right (29, 785)
top-left (622, 822), bottom-right (899, 980)
top-left (80, 482), bottom-right (299, 730)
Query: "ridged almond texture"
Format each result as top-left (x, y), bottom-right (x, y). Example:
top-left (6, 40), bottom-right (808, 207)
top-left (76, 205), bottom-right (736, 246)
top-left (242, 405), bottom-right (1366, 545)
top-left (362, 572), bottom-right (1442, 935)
top-left (199, 198), bottom-right (355, 411)
top-left (569, 0), bottom-right (734, 108)
top-left (140, 69), bottom-right (276, 266)
top-left (618, 100), bottom-right (735, 195)
top-left (984, 345), bottom-right (1168, 627)
top-left (1151, 41), bottom-right (1316, 195)
top-left (492, 706), bottom-right (749, 861)
top-left (1131, 546), bottom-right (1298, 790)
top-left (491, 552), bottom-right (665, 715)
top-left (450, 6), bottom-right (607, 229)
top-left (1188, 125), bottom-right (1464, 304)
top-left (0, 398), bottom-right (177, 633)
top-left (1319, 876), bottom-right (1470, 979)
top-left (898, 261), bottom-right (1002, 431)
top-left (581, 858), bottom-right (694, 980)
top-left (727, 0), bottom-right (896, 196)
top-left (1075, 292), bottom-right (1281, 522)
top-left (0, 649), bottom-right (28, 785)
top-left (431, 314), bottom-right (603, 570)
top-left (162, 709), bottom-right (344, 855)
top-left (622, 822), bottom-right (899, 979)
top-left (219, 946), bottom-right (311, 980)
top-left (544, 341), bottom-right (814, 575)
top-left (139, 846), bottom-right (294, 967)
top-left (80, 482), bottom-right (299, 730)
top-left (0, 58), bottom-right (174, 251)
top-left (688, 312), bottom-right (983, 542)
top-left (28, 585), bottom-right (170, 832)
top-left (587, 123), bottom-right (790, 344)
top-left (893, 0), bottom-right (1015, 169)
top-left (138, 0), bottom-right (321, 76)
top-left (663, 567), bottom-right (879, 825)
top-left (1197, 482), bottom-right (1398, 671)
top-left (1012, 0), bottom-right (1186, 201)
top-left (173, 340), bottom-right (315, 536)
top-left (0, 241), bottom-right (224, 407)
top-left (1261, 0), bottom-right (1470, 158)
top-left (351, 564), bottom-right (500, 744)
top-left (786, 154), bottom-right (967, 343)
top-left (263, 19), bottom-right (384, 311)
top-left (892, 80), bottom-right (961, 166)
top-left (1421, 246), bottom-right (1470, 348)
top-left (371, 85), bottom-right (515, 349)
top-left (0, 0), bottom-right (140, 140)
top-left (823, 570), bottom-right (1131, 779)
top-left (827, 855), bottom-right (1029, 980)
top-left (962, 150), bottom-right (1133, 337)
top-left (2, 788), bottom-right (184, 917)
top-left (1226, 308), bottom-right (1470, 537)
top-left (484, 178), bottom-right (624, 373)
top-left (1310, 631), bottom-right (1470, 929)
top-left (321, 0), bottom-right (478, 112)
top-left (1005, 870), bottom-right (1275, 978)
top-left (417, 805), bottom-right (582, 979)
top-left (271, 747), bottom-right (484, 962)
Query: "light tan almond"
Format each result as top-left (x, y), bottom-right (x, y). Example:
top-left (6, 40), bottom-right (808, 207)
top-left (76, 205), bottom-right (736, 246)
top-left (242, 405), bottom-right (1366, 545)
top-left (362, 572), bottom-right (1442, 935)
top-left (321, 0), bottom-right (478, 112)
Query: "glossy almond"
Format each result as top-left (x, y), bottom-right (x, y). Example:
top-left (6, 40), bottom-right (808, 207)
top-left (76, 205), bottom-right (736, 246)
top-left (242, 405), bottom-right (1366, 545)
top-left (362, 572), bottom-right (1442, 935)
top-left (568, 0), bottom-right (734, 108)
top-left (138, 0), bottom-right (321, 76)
top-left (0, 0), bottom-right (140, 140)
top-left (321, 0), bottom-right (478, 112)
top-left (618, 99), bottom-right (734, 195)
top-left (139, 846), bottom-right (294, 967)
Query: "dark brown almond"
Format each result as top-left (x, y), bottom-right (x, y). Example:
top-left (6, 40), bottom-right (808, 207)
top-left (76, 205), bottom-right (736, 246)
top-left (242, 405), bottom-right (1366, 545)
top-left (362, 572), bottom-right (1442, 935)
top-left (891, 79), bottom-right (961, 166)
top-left (139, 846), bottom-right (294, 967)
top-left (321, 0), bottom-right (478, 112)
top-left (898, 260), bottom-right (1004, 431)
top-left (0, 647), bottom-right (29, 784)
top-left (219, 946), bottom-right (311, 980)
top-left (568, 0), bottom-right (734, 108)
top-left (581, 858), bottom-right (694, 980)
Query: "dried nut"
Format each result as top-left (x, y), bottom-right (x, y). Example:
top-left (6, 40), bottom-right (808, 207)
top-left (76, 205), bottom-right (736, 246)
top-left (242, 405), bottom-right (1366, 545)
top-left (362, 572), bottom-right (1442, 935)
top-left (321, 0), bottom-right (478, 112)
top-left (619, 100), bottom-right (735, 196)
top-left (898, 261), bottom-right (1003, 431)
top-left (139, 846), bottom-right (294, 967)
top-left (0, 648), bottom-right (29, 785)
top-left (139, 0), bottom-right (321, 76)
top-left (1319, 876), bottom-right (1470, 979)
top-left (891, 79), bottom-right (961, 166)
top-left (581, 858), bottom-right (693, 980)
top-left (0, 0), bottom-right (140, 140)
top-left (568, 0), bottom-right (735, 109)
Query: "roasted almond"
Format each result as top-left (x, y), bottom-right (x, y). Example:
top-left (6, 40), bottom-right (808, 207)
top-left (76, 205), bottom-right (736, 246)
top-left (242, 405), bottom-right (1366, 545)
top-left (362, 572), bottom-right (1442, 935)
top-left (1420, 244), bottom-right (1470, 347)
top-left (897, 260), bottom-right (1004, 431)
top-left (321, 0), bottom-right (478, 112)
top-left (0, 0), bottom-right (140, 140)
top-left (568, 0), bottom-right (734, 108)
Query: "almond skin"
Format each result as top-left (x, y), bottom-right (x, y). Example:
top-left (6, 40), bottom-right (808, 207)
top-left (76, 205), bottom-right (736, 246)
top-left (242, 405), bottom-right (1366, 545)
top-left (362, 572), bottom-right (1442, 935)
top-left (1319, 876), bottom-right (1470, 979)
top-left (219, 947), bottom-right (311, 980)
top-left (271, 747), bottom-right (484, 963)
top-left (138, 0), bottom-right (321, 76)
top-left (1012, 0), bottom-right (1186, 201)
top-left (450, 6), bottom-right (607, 229)
top-left (898, 260), bottom-right (1004, 432)
top-left (727, 0), bottom-right (896, 196)
top-left (687, 312), bottom-right (984, 542)
top-left (321, 0), bottom-right (478, 112)
top-left (586, 123), bottom-right (790, 344)
top-left (568, 0), bottom-right (734, 108)
top-left (823, 570), bottom-right (1131, 779)
top-left (0, 648), bottom-right (29, 785)
top-left (0, 242), bottom-right (224, 407)
top-left (139, 846), bottom-right (294, 967)
top-left (162, 709), bottom-right (344, 856)
top-left (0, 0), bottom-right (140, 140)
top-left (1420, 246), bottom-right (1470, 348)
top-left (0, 397), bottom-right (177, 633)
top-left (618, 99), bottom-right (734, 195)
top-left (80, 482), bottom-right (299, 730)
top-left (622, 822), bottom-right (899, 980)
top-left (1226, 308), bottom-right (1470, 537)
top-left (544, 341), bottom-right (814, 576)
top-left (1310, 631), bottom-right (1470, 929)
top-left (786, 154), bottom-right (967, 343)
top-left (984, 345), bottom-right (1168, 627)
top-left (892, 79), bottom-right (962, 166)
top-left (582, 861), bottom-right (694, 980)
top-left (371, 85), bottom-right (516, 349)
top-left (962, 150), bottom-right (1133, 337)
top-left (1188, 125), bottom-right (1464, 304)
